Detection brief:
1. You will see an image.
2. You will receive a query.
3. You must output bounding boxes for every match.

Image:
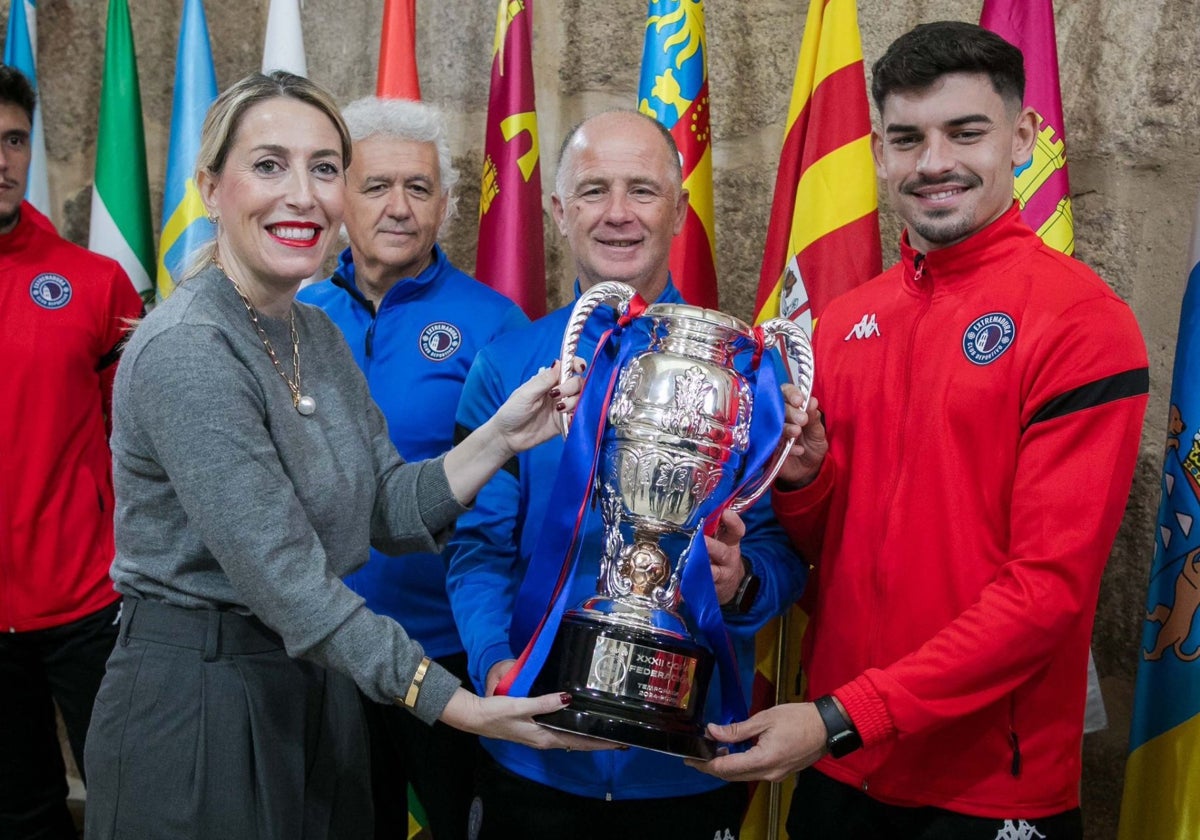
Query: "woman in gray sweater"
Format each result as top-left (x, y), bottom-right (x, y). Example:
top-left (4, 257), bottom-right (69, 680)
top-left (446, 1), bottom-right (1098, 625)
top-left (83, 71), bottom-right (599, 840)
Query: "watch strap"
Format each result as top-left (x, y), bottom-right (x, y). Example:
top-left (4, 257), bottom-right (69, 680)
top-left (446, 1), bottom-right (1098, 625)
top-left (814, 694), bottom-right (863, 758)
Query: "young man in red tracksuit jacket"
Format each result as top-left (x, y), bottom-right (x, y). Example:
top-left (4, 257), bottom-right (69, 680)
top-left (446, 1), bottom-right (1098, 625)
top-left (689, 23), bottom-right (1148, 840)
top-left (0, 65), bottom-right (143, 839)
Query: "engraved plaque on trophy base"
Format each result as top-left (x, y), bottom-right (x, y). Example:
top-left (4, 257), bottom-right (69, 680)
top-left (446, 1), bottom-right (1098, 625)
top-left (531, 612), bottom-right (718, 760)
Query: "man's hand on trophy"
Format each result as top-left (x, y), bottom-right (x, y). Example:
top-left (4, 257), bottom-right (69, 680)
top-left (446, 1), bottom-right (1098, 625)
top-left (776, 390), bottom-right (828, 489)
top-left (706, 509), bottom-right (747, 605)
top-left (485, 658), bottom-right (517, 697)
top-left (682, 702), bottom-right (827, 781)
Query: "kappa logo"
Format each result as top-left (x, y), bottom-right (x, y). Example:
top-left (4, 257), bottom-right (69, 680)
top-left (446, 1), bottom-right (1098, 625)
top-left (844, 313), bottom-right (880, 341)
top-left (712, 830), bottom-right (735, 840)
top-left (29, 273), bottom-right (72, 310)
top-left (963, 312), bottom-right (1016, 365)
top-left (419, 321), bottom-right (463, 361)
top-left (993, 819), bottom-right (1046, 840)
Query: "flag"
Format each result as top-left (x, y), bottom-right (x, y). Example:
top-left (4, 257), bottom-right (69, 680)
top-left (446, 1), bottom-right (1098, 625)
top-left (744, 3), bottom-right (880, 836)
top-left (262, 0), bottom-right (306, 76)
top-left (1117, 194), bottom-right (1200, 839)
top-left (752, 0), bottom-right (880, 335)
top-left (377, 0), bottom-right (421, 99)
top-left (637, 0), bottom-right (717, 310)
top-left (88, 0), bottom-right (154, 303)
top-left (156, 0), bottom-right (218, 300)
top-left (3, 0), bottom-right (50, 216)
top-left (475, 0), bottom-right (545, 319)
top-left (981, 0), bottom-right (1074, 255)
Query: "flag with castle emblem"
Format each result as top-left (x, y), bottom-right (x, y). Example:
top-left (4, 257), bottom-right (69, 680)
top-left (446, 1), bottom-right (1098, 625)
top-left (475, 0), bottom-right (545, 319)
top-left (753, 0), bottom-right (880, 335)
top-left (981, 0), bottom-right (1074, 255)
top-left (637, 0), bottom-right (717, 309)
top-left (377, 0), bottom-right (421, 99)
top-left (1118, 194), bottom-right (1200, 839)
top-left (3, 0), bottom-right (50, 216)
top-left (156, 0), bottom-right (218, 299)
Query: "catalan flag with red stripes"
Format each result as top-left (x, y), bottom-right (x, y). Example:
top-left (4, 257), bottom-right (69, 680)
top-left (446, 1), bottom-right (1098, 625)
top-left (753, 0), bottom-right (880, 334)
top-left (981, 0), bottom-right (1074, 255)
top-left (377, 0), bottom-right (421, 99)
top-left (475, 0), bottom-right (546, 319)
top-left (637, 0), bottom-right (717, 310)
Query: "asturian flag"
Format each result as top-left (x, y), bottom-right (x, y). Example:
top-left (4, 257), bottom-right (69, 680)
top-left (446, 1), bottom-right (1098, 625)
top-left (981, 0), bottom-right (1074, 255)
top-left (262, 0), bottom-right (307, 76)
top-left (377, 0), bottom-right (421, 99)
top-left (475, 0), bottom-right (545, 319)
top-left (3, 0), bottom-right (51, 216)
top-left (637, 0), bottom-right (717, 310)
top-left (1118, 194), bottom-right (1200, 839)
top-left (156, 0), bottom-right (218, 300)
top-left (89, 0), bottom-right (155, 302)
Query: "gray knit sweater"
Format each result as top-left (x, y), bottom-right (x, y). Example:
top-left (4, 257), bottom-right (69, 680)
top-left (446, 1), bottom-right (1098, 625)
top-left (109, 267), bottom-right (461, 723)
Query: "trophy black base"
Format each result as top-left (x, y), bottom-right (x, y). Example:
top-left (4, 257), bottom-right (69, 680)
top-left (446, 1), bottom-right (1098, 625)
top-left (530, 612), bottom-right (718, 760)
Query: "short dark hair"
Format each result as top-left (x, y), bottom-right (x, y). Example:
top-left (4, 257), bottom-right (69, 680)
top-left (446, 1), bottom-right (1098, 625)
top-left (0, 64), bottom-right (36, 123)
top-left (870, 21), bottom-right (1025, 114)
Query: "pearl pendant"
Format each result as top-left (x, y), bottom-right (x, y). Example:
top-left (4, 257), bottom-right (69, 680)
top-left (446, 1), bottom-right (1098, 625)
top-left (296, 395), bottom-right (317, 416)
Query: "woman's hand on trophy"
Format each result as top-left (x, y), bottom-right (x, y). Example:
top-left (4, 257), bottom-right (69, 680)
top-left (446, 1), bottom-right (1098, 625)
top-left (493, 356), bottom-right (588, 456)
top-left (776, 390), bottom-right (828, 489)
top-left (707, 509), bottom-right (747, 606)
top-left (439, 688), bottom-right (617, 751)
top-left (682, 702), bottom-right (827, 782)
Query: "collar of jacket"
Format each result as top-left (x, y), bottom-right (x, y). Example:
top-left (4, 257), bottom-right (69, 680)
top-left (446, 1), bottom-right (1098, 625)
top-left (330, 242), bottom-right (451, 313)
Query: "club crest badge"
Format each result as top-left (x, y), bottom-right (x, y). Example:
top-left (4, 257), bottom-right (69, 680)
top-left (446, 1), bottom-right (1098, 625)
top-left (963, 312), bottom-right (1016, 365)
top-left (30, 273), bottom-right (73, 310)
top-left (419, 321), bottom-right (462, 361)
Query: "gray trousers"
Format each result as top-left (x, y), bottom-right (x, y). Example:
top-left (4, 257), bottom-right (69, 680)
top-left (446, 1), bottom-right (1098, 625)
top-left (84, 598), bottom-right (371, 840)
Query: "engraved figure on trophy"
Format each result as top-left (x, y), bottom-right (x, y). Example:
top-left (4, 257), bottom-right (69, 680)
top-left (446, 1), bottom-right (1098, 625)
top-left (530, 280), bottom-right (814, 759)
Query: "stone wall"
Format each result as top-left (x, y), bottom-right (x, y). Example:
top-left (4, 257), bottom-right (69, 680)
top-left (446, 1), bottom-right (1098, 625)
top-left (4, 1), bottom-right (1198, 837)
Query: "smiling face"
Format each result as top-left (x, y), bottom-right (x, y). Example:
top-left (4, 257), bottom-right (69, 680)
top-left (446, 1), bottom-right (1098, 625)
top-left (199, 96), bottom-right (345, 296)
top-left (551, 112), bottom-right (687, 299)
top-left (343, 134), bottom-right (448, 299)
top-left (872, 72), bottom-right (1036, 254)
top-left (0, 101), bottom-right (32, 235)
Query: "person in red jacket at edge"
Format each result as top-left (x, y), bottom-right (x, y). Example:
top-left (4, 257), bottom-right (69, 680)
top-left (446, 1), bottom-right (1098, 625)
top-left (0, 65), bottom-right (144, 839)
top-left (687, 21), bottom-right (1149, 840)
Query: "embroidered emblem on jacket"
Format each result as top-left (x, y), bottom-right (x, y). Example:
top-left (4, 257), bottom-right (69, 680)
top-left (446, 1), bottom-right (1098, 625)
top-left (963, 312), bottom-right (1015, 365)
top-left (844, 313), bottom-right (880, 341)
top-left (29, 273), bottom-right (72, 310)
top-left (419, 321), bottom-right (463, 361)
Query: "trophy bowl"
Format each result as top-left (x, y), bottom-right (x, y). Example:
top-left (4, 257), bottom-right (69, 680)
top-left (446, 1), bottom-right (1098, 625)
top-left (531, 281), bottom-right (813, 759)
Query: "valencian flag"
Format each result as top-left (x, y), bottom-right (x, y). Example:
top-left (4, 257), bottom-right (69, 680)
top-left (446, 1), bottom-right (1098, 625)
top-left (262, 0), bottom-right (307, 76)
top-left (88, 0), bottom-right (155, 303)
top-left (1118, 195), bottom-right (1200, 839)
top-left (752, 0), bottom-right (880, 336)
top-left (377, 0), bottom-right (421, 99)
top-left (156, 0), bottom-right (218, 299)
top-left (3, 0), bottom-right (51, 216)
top-left (475, 0), bottom-right (545, 319)
top-left (637, 0), bottom-right (717, 310)
top-left (981, 0), bottom-right (1074, 255)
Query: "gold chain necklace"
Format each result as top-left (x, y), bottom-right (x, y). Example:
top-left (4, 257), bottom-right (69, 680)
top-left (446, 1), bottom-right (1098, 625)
top-left (216, 257), bottom-right (317, 416)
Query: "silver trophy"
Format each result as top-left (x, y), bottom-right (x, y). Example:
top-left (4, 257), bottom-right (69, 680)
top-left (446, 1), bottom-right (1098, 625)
top-left (531, 281), bottom-right (814, 759)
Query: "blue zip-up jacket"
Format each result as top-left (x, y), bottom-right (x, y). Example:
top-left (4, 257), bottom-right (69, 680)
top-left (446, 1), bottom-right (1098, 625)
top-left (447, 280), bottom-right (808, 799)
top-left (299, 245), bottom-right (528, 656)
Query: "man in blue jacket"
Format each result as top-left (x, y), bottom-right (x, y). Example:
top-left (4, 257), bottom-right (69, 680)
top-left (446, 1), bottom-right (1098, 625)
top-left (298, 97), bottom-right (528, 840)
top-left (446, 109), bottom-right (807, 840)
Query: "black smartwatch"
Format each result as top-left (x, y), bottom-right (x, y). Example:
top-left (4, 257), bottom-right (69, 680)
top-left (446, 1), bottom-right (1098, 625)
top-left (814, 694), bottom-right (862, 758)
top-left (721, 555), bottom-right (760, 616)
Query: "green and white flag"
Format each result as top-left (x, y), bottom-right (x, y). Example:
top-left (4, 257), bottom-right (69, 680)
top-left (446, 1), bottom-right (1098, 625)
top-left (89, 0), bottom-right (155, 302)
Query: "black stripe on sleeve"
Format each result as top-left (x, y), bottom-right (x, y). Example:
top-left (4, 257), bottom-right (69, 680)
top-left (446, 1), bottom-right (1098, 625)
top-left (1027, 367), bottom-right (1149, 428)
top-left (455, 422), bottom-right (520, 480)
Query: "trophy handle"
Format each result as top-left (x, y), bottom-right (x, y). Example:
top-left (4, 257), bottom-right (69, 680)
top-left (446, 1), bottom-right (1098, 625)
top-left (728, 318), bottom-right (815, 513)
top-left (557, 281), bottom-right (638, 437)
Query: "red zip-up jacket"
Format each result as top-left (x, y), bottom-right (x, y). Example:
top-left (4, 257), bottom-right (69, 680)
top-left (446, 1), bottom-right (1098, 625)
top-left (1, 202), bottom-right (143, 631)
top-left (775, 205), bottom-right (1148, 818)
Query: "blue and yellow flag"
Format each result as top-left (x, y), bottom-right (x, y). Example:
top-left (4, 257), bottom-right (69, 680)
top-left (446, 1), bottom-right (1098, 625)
top-left (3, 0), bottom-right (51, 216)
top-left (1118, 195), bottom-right (1200, 839)
top-left (637, 0), bottom-right (717, 310)
top-left (156, 0), bottom-right (217, 300)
